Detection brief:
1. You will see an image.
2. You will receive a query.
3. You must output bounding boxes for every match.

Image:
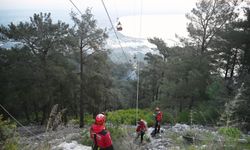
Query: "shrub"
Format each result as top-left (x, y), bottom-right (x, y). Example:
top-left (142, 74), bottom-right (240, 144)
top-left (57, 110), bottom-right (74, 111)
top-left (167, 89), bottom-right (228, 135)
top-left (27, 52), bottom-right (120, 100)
top-left (106, 109), bottom-right (175, 127)
top-left (68, 114), bottom-right (94, 126)
top-left (107, 109), bottom-right (155, 126)
top-left (107, 125), bottom-right (126, 140)
top-left (193, 103), bottom-right (220, 125)
top-left (163, 112), bottom-right (175, 125)
top-left (79, 129), bottom-right (93, 146)
top-left (68, 118), bottom-right (79, 125)
top-left (84, 114), bottom-right (94, 125)
top-left (218, 127), bottom-right (241, 139)
top-left (176, 110), bottom-right (190, 124)
top-left (0, 115), bottom-right (18, 150)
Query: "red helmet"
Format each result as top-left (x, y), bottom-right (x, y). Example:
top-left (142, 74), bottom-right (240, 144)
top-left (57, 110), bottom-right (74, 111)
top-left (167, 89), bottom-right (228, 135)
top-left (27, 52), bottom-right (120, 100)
top-left (95, 114), bottom-right (105, 125)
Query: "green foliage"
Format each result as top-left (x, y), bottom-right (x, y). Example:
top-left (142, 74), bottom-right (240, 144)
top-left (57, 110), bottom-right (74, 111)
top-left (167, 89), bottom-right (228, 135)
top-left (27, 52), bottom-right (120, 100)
top-left (218, 127), bottom-right (241, 139)
top-left (218, 84), bottom-right (245, 127)
top-left (0, 115), bottom-right (18, 150)
top-left (84, 114), bottom-right (94, 125)
top-left (107, 125), bottom-right (126, 140)
top-left (176, 110), bottom-right (190, 123)
top-left (186, 0), bottom-right (238, 53)
top-left (3, 138), bottom-right (18, 150)
top-left (69, 114), bottom-right (94, 126)
top-left (193, 102), bottom-right (220, 125)
top-left (79, 129), bottom-right (93, 146)
top-left (0, 116), bottom-right (16, 140)
top-left (206, 78), bottom-right (226, 100)
top-left (0, 12), bottom-right (79, 124)
top-left (163, 111), bottom-right (175, 124)
top-left (0, 0), bottom-right (249, 134)
top-left (107, 109), bottom-right (155, 126)
top-left (0, 9), bottom-right (111, 127)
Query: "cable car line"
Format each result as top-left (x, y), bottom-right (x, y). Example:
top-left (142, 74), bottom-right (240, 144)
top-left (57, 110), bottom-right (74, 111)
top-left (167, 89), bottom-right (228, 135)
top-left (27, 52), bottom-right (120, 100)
top-left (0, 104), bottom-right (38, 138)
top-left (67, 0), bottom-right (121, 62)
top-left (101, 0), bottom-right (131, 64)
top-left (68, 0), bottom-right (83, 16)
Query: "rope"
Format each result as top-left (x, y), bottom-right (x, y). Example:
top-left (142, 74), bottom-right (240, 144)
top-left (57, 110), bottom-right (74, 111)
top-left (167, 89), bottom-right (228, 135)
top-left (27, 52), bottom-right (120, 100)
top-left (0, 104), bottom-right (38, 137)
top-left (136, 56), bottom-right (139, 124)
top-left (135, 0), bottom-right (143, 125)
top-left (101, 0), bottom-right (131, 64)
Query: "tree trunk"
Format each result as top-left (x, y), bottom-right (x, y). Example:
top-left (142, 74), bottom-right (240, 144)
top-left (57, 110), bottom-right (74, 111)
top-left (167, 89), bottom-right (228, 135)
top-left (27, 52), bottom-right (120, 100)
top-left (179, 99), bottom-right (183, 112)
top-left (41, 104), bottom-right (48, 125)
top-left (156, 85), bottom-right (160, 101)
top-left (33, 101), bottom-right (39, 122)
top-left (230, 49), bottom-right (238, 79)
top-left (189, 96), bottom-right (195, 110)
top-left (224, 56), bottom-right (230, 79)
top-left (22, 100), bottom-right (30, 123)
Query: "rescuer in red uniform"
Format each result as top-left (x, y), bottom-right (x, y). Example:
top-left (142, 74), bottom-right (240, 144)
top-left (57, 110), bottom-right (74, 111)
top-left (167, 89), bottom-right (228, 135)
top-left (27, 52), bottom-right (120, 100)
top-left (152, 107), bottom-right (163, 137)
top-left (135, 119), bottom-right (147, 143)
top-left (90, 114), bottom-right (114, 150)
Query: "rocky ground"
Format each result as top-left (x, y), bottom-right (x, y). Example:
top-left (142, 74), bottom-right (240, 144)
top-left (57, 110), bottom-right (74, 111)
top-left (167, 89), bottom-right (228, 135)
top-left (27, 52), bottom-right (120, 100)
top-left (17, 123), bottom-right (250, 150)
top-left (18, 124), bottom-right (90, 150)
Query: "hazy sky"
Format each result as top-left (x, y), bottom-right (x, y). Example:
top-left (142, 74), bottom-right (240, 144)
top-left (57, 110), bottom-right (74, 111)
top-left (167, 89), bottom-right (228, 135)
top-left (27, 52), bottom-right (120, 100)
top-left (0, 0), bottom-right (199, 44)
top-left (0, 0), bottom-right (198, 15)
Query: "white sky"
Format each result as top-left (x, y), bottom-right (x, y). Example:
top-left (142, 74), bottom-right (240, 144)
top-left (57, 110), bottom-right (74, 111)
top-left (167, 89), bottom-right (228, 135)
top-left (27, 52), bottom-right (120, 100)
top-left (0, 0), bottom-right (199, 44)
top-left (0, 0), bottom-right (197, 12)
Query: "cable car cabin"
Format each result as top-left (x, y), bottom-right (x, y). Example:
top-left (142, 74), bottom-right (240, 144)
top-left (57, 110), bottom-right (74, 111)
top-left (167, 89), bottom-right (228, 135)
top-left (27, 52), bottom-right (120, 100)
top-left (116, 21), bottom-right (122, 31)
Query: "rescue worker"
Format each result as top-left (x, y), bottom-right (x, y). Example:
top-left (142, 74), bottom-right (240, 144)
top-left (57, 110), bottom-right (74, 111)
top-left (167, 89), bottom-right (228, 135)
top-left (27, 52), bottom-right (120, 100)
top-left (152, 107), bottom-right (163, 137)
top-left (135, 119), bottom-right (147, 143)
top-left (90, 114), bottom-right (114, 150)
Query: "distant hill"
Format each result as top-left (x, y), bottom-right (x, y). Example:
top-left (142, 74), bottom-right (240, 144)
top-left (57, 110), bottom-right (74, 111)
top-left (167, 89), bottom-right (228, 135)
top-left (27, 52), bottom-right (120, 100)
top-left (0, 30), bottom-right (158, 64)
top-left (106, 29), bottom-right (157, 63)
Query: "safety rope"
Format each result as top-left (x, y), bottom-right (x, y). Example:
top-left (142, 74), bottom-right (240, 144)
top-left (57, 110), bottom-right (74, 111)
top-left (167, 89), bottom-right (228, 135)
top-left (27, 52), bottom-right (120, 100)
top-left (135, 0), bottom-right (143, 125)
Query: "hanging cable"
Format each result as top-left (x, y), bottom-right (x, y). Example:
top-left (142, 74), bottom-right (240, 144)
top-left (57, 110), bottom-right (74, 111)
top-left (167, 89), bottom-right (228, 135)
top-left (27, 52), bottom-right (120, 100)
top-left (101, 0), bottom-right (131, 64)
top-left (68, 0), bottom-right (83, 15)
top-left (68, 0), bottom-right (121, 62)
top-left (69, 0), bottom-right (123, 62)
top-left (0, 104), bottom-right (38, 137)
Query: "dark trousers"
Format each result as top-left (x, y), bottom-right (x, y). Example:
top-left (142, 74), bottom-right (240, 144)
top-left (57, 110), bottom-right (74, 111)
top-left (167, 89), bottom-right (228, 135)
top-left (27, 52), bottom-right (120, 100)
top-left (154, 121), bottom-right (160, 135)
top-left (92, 144), bottom-right (98, 150)
top-left (92, 144), bottom-right (114, 150)
top-left (136, 131), bottom-right (145, 143)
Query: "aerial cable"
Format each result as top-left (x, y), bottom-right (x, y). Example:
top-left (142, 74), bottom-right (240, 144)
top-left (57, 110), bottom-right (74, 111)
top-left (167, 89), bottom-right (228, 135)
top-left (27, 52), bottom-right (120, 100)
top-left (0, 104), bottom-right (38, 138)
top-left (101, 0), bottom-right (131, 64)
top-left (68, 0), bottom-right (83, 16)
top-left (68, 0), bottom-right (121, 62)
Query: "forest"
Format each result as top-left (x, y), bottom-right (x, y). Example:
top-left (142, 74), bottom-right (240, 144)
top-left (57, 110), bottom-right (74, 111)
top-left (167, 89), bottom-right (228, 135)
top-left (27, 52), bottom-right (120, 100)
top-left (0, 0), bottom-right (250, 149)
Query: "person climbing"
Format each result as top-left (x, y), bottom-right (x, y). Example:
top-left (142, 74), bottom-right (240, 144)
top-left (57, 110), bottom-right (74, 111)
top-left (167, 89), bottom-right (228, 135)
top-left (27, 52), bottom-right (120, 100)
top-left (152, 107), bottom-right (163, 137)
top-left (90, 114), bottom-right (114, 150)
top-left (135, 119), bottom-right (147, 143)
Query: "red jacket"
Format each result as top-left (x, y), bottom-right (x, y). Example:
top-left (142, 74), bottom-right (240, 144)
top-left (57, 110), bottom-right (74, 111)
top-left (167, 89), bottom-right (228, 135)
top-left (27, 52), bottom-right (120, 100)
top-left (136, 120), bottom-right (147, 132)
top-left (156, 111), bottom-right (163, 122)
top-left (90, 124), bottom-right (113, 149)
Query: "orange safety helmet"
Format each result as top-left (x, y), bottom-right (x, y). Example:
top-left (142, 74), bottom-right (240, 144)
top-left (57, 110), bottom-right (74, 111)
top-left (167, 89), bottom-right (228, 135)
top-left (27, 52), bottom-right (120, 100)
top-left (95, 114), bottom-right (106, 125)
